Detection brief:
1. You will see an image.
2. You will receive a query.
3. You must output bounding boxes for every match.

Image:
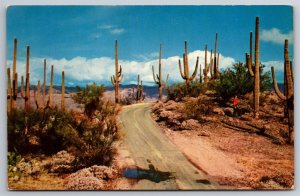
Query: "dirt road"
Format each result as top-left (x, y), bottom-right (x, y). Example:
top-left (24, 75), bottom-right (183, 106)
top-left (119, 103), bottom-right (219, 190)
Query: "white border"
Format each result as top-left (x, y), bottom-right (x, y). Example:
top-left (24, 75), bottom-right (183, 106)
top-left (0, 0), bottom-right (298, 195)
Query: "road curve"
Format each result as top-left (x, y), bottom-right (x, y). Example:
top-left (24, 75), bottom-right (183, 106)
top-left (119, 103), bottom-right (219, 190)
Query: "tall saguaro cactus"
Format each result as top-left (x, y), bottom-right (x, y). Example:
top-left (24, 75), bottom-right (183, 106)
top-left (213, 33), bottom-right (220, 79)
top-left (246, 17), bottom-right (260, 118)
top-left (34, 81), bottom-right (41, 109)
top-left (203, 45), bottom-right (209, 83)
top-left (200, 64), bottom-right (203, 83)
top-left (24, 46), bottom-right (31, 112)
top-left (12, 38), bottom-right (18, 109)
top-left (135, 75), bottom-right (145, 102)
top-left (209, 49), bottom-right (213, 79)
top-left (111, 40), bottom-right (123, 104)
top-left (49, 65), bottom-right (54, 107)
top-left (43, 59), bottom-right (47, 107)
top-left (178, 41), bottom-right (199, 89)
top-left (61, 71), bottom-right (65, 110)
top-left (152, 44), bottom-right (169, 100)
top-left (271, 39), bottom-right (294, 144)
top-left (7, 68), bottom-right (12, 113)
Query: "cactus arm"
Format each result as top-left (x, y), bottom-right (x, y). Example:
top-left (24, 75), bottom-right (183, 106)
top-left (246, 53), bottom-right (254, 76)
top-left (190, 56), bottom-right (199, 80)
top-left (111, 76), bottom-right (116, 86)
top-left (118, 65), bottom-right (122, 77)
top-left (271, 66), bottom-right (286, 100)
top-left (152, 65), bottom-right (158, 83)
top-left (178, 59), bottom-right (186, 80)
top-left (119, 74), bottom-right (123, 83)
top-left (156, 74), bottom-right (160, 82)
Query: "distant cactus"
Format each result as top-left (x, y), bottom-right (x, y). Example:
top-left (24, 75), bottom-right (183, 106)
top-left (111, 40), bottom-right (123, 104)
top-left (61, 71), bottom-right (65, 110)
top-left (135, 75), bottom-right (145, 102)
top-left (20, 46), bottom-right (31, 112)
top-left (209, 49), bottom-right (213, 79)
top-left (152, 44), bottom-right (169, 100)
top-left (246, 17), bottom-right (260, 118)
top-left (12, 38), bottom-right (18, 109)
top-left (178, 41), bottom-right (199, 89)
top-left (7, 68), bottom-right (12, 113)
top-left (49, 65), bottom-right (54, 107)
top-left (199, 64), bottom-right (203, 83)
top-left (213, 33), bottom-right (220, 79)
top-left (203, 44), bottom-right (209, 83)
top-left (271, 39), bottom-right (294, 144)
top-left (43, 59), bottom-right (47, 107)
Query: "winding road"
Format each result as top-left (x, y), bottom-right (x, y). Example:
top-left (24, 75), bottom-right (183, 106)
top-left (119, 103), bottom-right (219, 190)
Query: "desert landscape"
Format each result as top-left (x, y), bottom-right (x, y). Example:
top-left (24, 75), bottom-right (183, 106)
top-left (6, 6), bottom-right (294, 190)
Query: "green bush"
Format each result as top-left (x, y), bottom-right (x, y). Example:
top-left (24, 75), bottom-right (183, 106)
top-left (214, 63), bottom-right (271, 103)
top-left (8, 83), bottom-right (120, 170)
top-left (167, 79), bottom-right (207, 101)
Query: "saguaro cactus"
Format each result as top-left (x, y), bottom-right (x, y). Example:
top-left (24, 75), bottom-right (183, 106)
top-left (246, 17), bottom-right (260, 118)
top-left (34, 80), bottom-right (41, 109)
top-left (200, 64), bottom-right (203, 83)
top-left (61, 71), bottom-right (65, 109)
top-left (178, 41), bottom-right (199, 89)
top-left (209, 49), bottom-right (213, 79)
top-left (12, 38), bottom-right (18, 109)
top-left (7, 68), bottom-right (12, 113)
top-left (203, 45), bottom-right (210, 83)
top-left (213, 33), bottom-right (220, 79)
top-left (271, 39), bottom-right (294, 144)
top-left (43, 59), bottom-right (47, 107)
top-left (111, 40), bottom-right (123, 104)
top-left (23, 46), bottom-right (31, 112)
top-left (135, 75), bottom-right (145, 102)
top-left (49, 65), bottom-right (54, 107)
top-left (152, 44), bottom-right (169, 100)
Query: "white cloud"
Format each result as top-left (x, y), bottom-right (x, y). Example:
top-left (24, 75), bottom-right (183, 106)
top-left (6, 50), bottom-right (235, 86)
top-left (261, 28), bottom-right (293, 45)
top-left (262, 60), bottom-right (284, 72)
top-left (98, 24), bottom-right (125, 35)
top-left (109, 28), bottom-right (125, 35)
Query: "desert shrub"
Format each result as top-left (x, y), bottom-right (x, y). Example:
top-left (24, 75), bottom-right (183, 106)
top-left (214, 62), bottom-right (271, 103)
top-left (72, 83), bottom-right (120, 168)
top-left (72, 83), bottom-right (105, 117)
top-left (7, 151), bottom-right (22, 166)
top-left (183, 97), bottom-right (214, 122)
top-left (167, 79), bottom-right (207, 101)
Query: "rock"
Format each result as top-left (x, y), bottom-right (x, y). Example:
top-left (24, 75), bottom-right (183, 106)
top-left (64, 176), bottom-right (104, 190)
top-left (224, 107), bottom-right (234, 116)
top-left (64, 165), bottom-right (117, 190)
top-left (197, 130), bottom-right (210, 137)
top-left (213, 108), bottom-right (225, 115)
top-left (180, 119), bottom-right (199, 130)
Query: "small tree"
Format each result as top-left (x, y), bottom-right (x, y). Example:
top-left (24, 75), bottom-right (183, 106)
top-left (214, 62), bottom-right (271, 103)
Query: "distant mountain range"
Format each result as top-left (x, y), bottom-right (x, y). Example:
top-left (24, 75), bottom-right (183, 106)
top-left (24, 83), bottom-right (284, 99)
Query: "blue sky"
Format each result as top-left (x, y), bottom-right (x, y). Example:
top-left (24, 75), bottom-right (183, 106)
top-left (6, 6), bottom-right (293, 86)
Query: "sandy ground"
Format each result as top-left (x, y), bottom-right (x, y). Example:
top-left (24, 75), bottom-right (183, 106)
top-left (152, 94), bottom-right (294, 190)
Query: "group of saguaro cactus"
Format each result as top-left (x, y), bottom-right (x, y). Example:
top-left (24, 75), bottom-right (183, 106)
top-left (246, 16), bottom-right (260, 118)
top-left (135, 75), bottom-right (145, 102)
top-left (152, 44), bottom-right (169, 100)
top-left (7, 38), bottom-right (66, 113)
top-left (202, 33), bottom-right (220, 83)
top-left (111, 40), bottom-right (123, 104)
top-left (271, 39), bottom-right (294, 144)
top-left (179, 41), bottom-right (199, 89)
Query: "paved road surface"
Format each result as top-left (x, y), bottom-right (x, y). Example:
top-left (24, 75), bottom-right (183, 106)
top-left (119, 103), bottom-right (219, 190)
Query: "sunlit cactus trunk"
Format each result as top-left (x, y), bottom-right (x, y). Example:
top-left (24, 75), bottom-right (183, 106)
top-left (246, 17), bottom-right (260, 118)
top-left (178, 41), bottom-right (199, 89)
top-left (7, 68), bottom-right (12, 113)
top-left (43, 59), bottom-right (47, 108)
top-left (152, 44), bottom-right (169, 101)
top-left (213, 33), bottom-right (220, 79)
top-left (34, 80), bottom-right (41, 109)
top-left (203, 44), bottom-right (209, 83)
top-left (111, 40), bottom-right (123, 103)
top-left (61, 71), bottom-right (65, 110)
top-left (49, 65), bottom-right (54, 107)
top-left (12, 38), bottom-right (18, 109)
top-left (271, 39), bottom-right (294, 144)
top-left (25, 46), bottom-right (31, 112)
